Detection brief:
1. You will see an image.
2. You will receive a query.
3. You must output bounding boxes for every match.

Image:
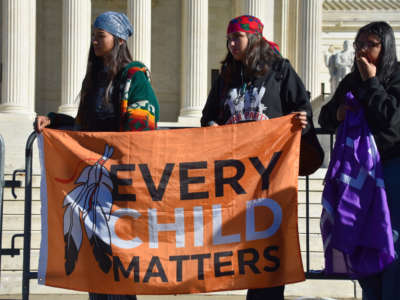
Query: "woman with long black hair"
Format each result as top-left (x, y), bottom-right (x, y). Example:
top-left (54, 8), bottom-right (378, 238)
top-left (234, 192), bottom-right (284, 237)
top-left (35, 11), bottom-right (159, 133)
top-left (34, 11), bottom-right (159, 300)
top-left (201, 15), bottom-right (319, 300)
top-left (319, 21), bottom-right (400, 300)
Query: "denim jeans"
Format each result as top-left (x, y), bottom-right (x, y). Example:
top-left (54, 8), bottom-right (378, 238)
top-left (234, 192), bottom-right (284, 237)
top-left (358, 158), bottom-right (400, 300)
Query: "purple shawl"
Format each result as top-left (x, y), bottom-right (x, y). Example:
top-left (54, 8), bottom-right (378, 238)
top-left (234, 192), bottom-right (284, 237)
top-left (320, 92), bottom-right (395, 278)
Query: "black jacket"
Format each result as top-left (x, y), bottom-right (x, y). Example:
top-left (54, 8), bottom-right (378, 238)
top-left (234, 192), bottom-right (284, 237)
top-left (319, 63), bottom-right (400, 162)
top-left (201, 59), bottom-right (312, 133)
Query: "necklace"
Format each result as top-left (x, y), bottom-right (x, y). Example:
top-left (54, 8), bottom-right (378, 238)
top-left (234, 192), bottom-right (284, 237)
top-left (233, 67), bottom-right (247, 105)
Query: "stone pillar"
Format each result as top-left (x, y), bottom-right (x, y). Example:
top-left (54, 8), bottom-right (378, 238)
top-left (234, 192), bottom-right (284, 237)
top-left (127, 0), bottom-right (152, 69)
top-left (233, 0), bottom-right (245, 17)
top-left (0, 0), bottom-right (36, 115)
top-left (287, 0), bottom-right (300, 69)
top-left (298, 0), bottom-right (322, 99)
top-left (244, 0), bottom-right (274, 41)
top-left (59, 0), bottom-right (91, 116)
top-left (179, 0), bottom-right (208, 125)
top-left (275, 0), bottom-right (289, 57)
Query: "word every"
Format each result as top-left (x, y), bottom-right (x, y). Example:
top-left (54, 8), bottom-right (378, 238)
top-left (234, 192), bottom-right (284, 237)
top-left (110, 152), bottom-right (282, 201)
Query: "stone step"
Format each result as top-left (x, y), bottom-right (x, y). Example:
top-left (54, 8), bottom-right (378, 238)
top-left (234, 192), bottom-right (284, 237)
top-left (2, 200), bottom-right (42, 215)
top-left (299, 233), bottom-right (324, 252)
top-left (286, 279), bottom-right (361, 299)
top-left (298, 203), bottom-right (322, 219)
top-left (298, 178), bottom-right (324, 192)
top-left (1, 215), bottom-right (41, 231)
top-left (2, 231), bottom-right (40, 249)
top-left (4, 174), bottom-right (41, 188)
top-left (2, 188), bottom-right (41, 201)
top-left (1, 249), bottom-right (38, 270)
top-left (0, 271), bottom-right (87, 295)
top-left (300, 251), bottom-right (325, 270)
top-left (298, 218), bottom-right (322, 234)
top-left (298, 191), bottom-right (323, 204)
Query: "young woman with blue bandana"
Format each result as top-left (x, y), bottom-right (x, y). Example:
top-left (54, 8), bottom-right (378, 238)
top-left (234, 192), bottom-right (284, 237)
top-left (34, 11), bottom-right (159, 300)
top-left (35, 11), bottom-right (159, 133)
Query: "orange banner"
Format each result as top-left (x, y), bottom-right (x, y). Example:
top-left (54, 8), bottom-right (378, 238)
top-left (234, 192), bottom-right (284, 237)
top-left (37, 114), bottom-right (304, 294)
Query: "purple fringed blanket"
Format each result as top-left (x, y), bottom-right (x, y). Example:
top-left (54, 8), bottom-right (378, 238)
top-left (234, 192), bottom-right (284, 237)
top-left (320, 92), bottom-right (395, 278)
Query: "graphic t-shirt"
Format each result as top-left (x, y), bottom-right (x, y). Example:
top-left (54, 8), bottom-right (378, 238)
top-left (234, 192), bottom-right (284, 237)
top-left (224, 83), bottom-right (269, 124)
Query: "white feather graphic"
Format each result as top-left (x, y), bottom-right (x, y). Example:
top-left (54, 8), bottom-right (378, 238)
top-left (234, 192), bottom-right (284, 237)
top-left (63, 144), bottom-right (114, 275)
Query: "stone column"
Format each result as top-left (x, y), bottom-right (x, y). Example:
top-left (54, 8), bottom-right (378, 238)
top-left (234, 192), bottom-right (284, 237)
top-left (298, 0), bottom-right (322, 99)
top-left (233, 0), bottom-right (245, 17)
top-left (59, 0), bottom-right (91, 116)
top-left (287, 0), bottom-right (300, 69)
top-left (244, 0), bottom-right (274, 41)
top-left (178, 0), bottom-right (208, 125)
top-left (275, 0), bottom-right (289, 57)
top-left (127, 0), bottom-right (152, 69)
top-left (0, 0), bottom-right (36, 115)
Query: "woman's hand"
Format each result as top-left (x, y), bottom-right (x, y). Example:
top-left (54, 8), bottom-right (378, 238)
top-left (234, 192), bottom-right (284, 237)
top-left (293, 111), bottom-right (308, 129)
top-left (34, 115), bottom-right (51, 133)
top-left (356, 53), bottom-right (377, 81)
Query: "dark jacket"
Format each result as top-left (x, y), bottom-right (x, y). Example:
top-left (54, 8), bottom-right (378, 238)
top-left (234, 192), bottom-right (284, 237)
top-left (318, 63), bottom-right (400, 162)
top-left (201, 59), bottom-right (312, 133)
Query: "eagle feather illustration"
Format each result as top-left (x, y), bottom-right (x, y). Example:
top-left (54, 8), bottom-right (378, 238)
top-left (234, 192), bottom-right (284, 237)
top-left (63, 144), bottom-right (114, 275)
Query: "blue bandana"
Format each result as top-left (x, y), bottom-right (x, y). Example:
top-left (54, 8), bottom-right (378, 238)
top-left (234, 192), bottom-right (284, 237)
top-left (94, 11), bottom-right (133, 41)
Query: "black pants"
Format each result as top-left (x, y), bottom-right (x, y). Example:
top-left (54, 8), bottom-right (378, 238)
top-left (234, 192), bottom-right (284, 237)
top-left (247, 285), bottom-right (285, 300)
top-left (89, 293), bottom-right (137, 300)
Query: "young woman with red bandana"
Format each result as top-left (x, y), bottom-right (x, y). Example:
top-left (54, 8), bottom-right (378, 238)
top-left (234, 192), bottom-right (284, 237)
top-left (201, 15), bottom-right (319, 300)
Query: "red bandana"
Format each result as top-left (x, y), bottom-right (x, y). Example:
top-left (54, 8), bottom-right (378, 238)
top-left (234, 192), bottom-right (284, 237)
top-left (227, 15), bottom-right (281, 55)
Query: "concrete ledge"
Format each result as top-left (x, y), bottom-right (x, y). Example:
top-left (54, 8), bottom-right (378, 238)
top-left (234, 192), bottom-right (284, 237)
top-left (0, 295), bottom-right (360, 300)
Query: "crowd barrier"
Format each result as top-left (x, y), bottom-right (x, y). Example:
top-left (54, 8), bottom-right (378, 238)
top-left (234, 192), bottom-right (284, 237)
top-left (0, 134), bottom-right (23, 280)
top-left (0, 129), bottom-right (358, 300)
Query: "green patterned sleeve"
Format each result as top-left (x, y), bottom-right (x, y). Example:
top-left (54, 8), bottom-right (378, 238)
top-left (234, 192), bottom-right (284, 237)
top-left (120, 63), bottom-right (160, 131)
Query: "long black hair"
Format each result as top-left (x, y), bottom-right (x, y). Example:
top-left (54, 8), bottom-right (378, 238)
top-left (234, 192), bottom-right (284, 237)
top-left (77, 35), bottom-right (132, 129)
top-left (220, 33), bottom-right (280, 86)
top-left (354, 21), bottom-right (398, 86)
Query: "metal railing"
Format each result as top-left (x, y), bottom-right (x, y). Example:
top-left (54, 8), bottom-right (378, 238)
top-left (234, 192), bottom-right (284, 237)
top-left (0, 134), bottom-right (23, 280)
top-left (21, 132), bottom-right (38, 300)
top-left (0, 129), bottom-right (359, 300)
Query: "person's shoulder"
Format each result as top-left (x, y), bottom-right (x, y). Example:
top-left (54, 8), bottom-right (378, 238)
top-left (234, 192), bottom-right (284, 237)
top-left (271, 57), bottom-right (288, 74)
top-left (271, 58), bottom-right (297, 81)
top-left (122, 61), bottom-right (150, 79)
top-left (125, 61), bottom-right (147, 69)
top-left (391, 62), bottom-right (400, 76)
top-left (342, 71), bottom-right (357, 82)
top-left (387, 62), bottom-right (400, 85)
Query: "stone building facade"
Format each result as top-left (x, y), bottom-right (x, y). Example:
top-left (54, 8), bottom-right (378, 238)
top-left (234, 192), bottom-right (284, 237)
top-left (1, 0), bottom-right (400, 298)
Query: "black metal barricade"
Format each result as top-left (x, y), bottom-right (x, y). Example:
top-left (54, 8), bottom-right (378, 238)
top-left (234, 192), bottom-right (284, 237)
top-left (5, 129), bottom-right (358, 300)
top-left (21, 132), bottom-right (38, 300)
top-left (0, 134), bottom-right (23, 282)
